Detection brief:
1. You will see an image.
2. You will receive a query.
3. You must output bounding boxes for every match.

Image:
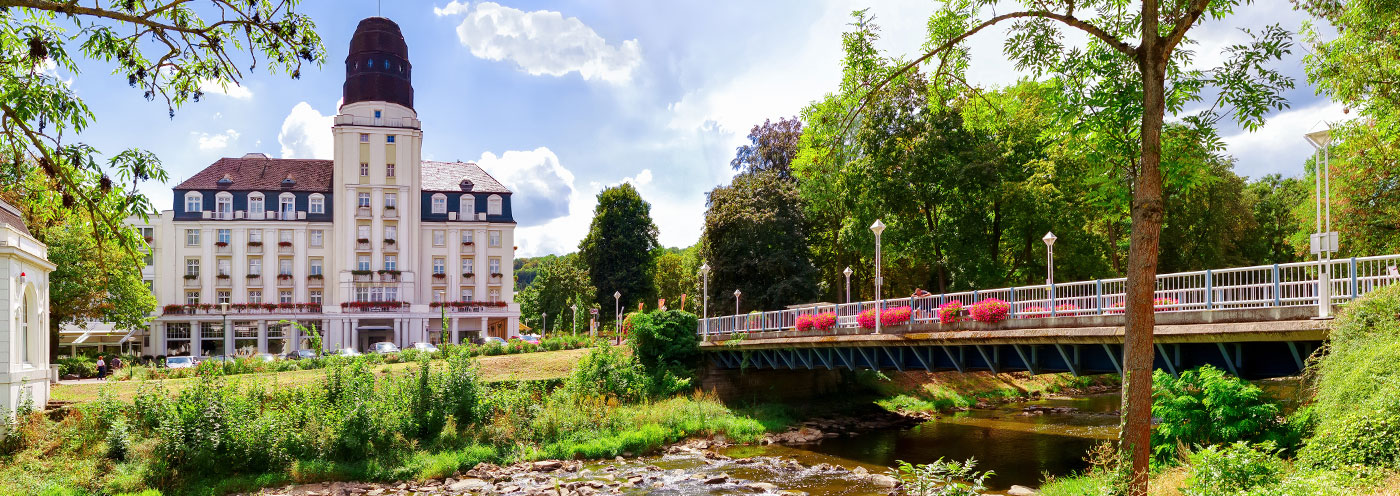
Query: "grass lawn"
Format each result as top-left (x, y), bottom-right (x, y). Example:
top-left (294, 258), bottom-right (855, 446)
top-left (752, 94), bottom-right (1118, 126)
top-left (50, 348), bottom-right (590, 404)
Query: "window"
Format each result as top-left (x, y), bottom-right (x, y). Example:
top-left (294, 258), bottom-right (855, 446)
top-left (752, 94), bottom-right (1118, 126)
top-left (357, 255), bottom-right (371, 271)
top-left (309, 194), bottom-right (324, 214)
top-left (370, 287), bottom-right (385, 302)
top-left (461, 288), bottom-right (474, 301)
top-left (249, 258), bottom-right (262, 276)
top-left (279, 230), bottom-right (293, 243)
top-left (461, 258), bottom-right (474, 274)
top-left (358, 192), bottom-right (371, 208)
top-left (489, 230), bottom-right (502, 247)
top-left (385, 193), bottom-right (397, 208)
top-left (185, 229), bottom-right (200, 246)
top-left (355, 286), bottom-right (369, 302)
top-left (186, 291), bottom-right (200, 305)
top-left (310, 259), bottom-right (323, 276)
top-left (217, 259), bottom-right (231, 276)
top-left (140, 227), bottom-right (154, 240)
top-left (461, 231), bottom-right (474, 244)
top-left (489, 289), bottom-right (500, 303)
top-left (374, 110), bottom-right (382, 119)
top-left (217, 290), bottom-right (231, 305)
top-left (310, 230), bottom-right (323, 247)
top-left (248, 290), bottom-right (262, 304)
top-left (309, 290), bottom-right (322, 305)
top-left (431, 193), bottom-right (447, 213)
top-left (143, 252), bottom-right (154, 266)
top-left (432, 291), bottom-right (443, 303)
top-left (215, 192), bottom-right (233, 219)
top-left (384, 225), bottom-right (397, 241)
top-left (216, 229), bottom-right (231, 245)
top-left (184, 191), bottom-right (202, 212)
top-left (279, 259), bottom-right (292, 276)
top-left (19, 296), bottom-right (29, 364)
top-left (360, 163), bottom-right (369, 177)
top-left (489, 258), bottom-right (501, 275)
top-left (357, 225), bottom-right (371, 240)
top-left (386, 135), bottom-right (396, 143)
top-left (487, 195), bottom-right (502, 215)
top-left (248, 193), bottom-right (264, 216)
top-left (249, 230), bottom-right (263, 243)
top-left (433, 258), bottom-right (445, 275)
top-left (384, 255), bottom-right (397, 271)
top-left (386, 163), bottom-right (395, 177)
top-left (459, 195), bottom-right (475, 219)
top-left (433, 230), bottom-right (445, 246)
top-left (359, 133), bottom-right (369, 142)
top-left (279, 193), bottom-right (295, 219)
top-left (385, 287), bottom-right (398, 301)
top-left (185, 258), bottom-right (200, 276)
top-left (279, 290), bottom-right (292, 304)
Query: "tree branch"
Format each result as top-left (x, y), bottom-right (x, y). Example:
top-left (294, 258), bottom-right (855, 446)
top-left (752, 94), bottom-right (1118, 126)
top-left (1161, 0), bottom-right (1213, 59)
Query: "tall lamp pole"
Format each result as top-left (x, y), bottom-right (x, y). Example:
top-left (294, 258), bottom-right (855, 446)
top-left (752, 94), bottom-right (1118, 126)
top-left (614, 291), bottom-right (621, 336)
top-left (871, 220), bottom-right (885, 335)
top-left (1305, 127), bottom-right (1336, 319)
top-left (220, 302), bottom-right (230, 357)
top-left (571, 304), bottom-right (577, 336)
top-left (1044, 232), bottom-right (1057, 316)
top-left (699, 263), bottom-right (710, 339)
top-left (542, 312), bottom-right (547, 336)
top-left (843, 266), bottom-right (853, 304)
top-left (734, 289), bottom-right (742, 331)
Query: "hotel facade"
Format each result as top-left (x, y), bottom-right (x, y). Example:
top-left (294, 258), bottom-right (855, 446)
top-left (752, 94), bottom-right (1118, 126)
top-left (137, 17), bottom-right (520, 357)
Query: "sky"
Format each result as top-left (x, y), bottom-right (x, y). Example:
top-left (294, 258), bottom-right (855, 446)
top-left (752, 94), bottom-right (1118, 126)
top-left (67, 1), bottom-right (1346, 257)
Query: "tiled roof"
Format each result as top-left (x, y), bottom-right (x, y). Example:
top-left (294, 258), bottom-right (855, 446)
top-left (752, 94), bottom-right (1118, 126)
top-left (421, 161), bottom-right (511, 193)
top-left (174, 155), bottom-right (334, 192)
top-left (0, 198), bottom-right (29, 236)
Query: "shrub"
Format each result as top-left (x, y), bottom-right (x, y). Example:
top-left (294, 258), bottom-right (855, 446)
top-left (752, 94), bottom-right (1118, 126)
top-left (1152, 365), bottom-right (1284, 462)
top-left (563, 346), bottom-right (649, 402)
top-left (885, 458), bottom-right (992, 496)
top-left (937, 301), bottom-right (963, 323)
top-left (968, 298), bottom-right (1010, 323)
top-left (1183, 442), bottom-right (1285, 496)
top-left (627, 310), bottom-right (700, 377)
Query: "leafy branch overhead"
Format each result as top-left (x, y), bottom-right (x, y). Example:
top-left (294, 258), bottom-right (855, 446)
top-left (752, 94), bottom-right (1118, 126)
top-left (0, 0), bottom-right (324, 255)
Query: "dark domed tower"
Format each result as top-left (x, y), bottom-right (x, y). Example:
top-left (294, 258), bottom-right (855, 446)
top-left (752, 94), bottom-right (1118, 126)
top-left (342, 17), bottom-right (413, 109)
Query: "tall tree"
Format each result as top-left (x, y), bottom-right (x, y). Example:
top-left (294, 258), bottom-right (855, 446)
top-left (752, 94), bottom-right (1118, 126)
top-left (1241, 174), bottom-right (1308, 264)
top-left (42, 218), bottom-right (156, 355)
top-left (703, 170), bottom-right (820, 313)
top-left (731, 117), bottom-right (803, 178)
top-left (0, 1), bottom-right (324, 253)
top-left (516, 255), bottom-right (595, 334)
top-left (852, 2), bottom-right (1294, 491)
top-left (652, 246), bottom-right (700, 313)
top-left (578, 183), bottom-right (660, 319)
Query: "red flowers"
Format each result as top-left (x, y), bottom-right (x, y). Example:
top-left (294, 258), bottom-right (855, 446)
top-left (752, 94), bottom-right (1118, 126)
top-left (795, 312), bottom-right (838, 332)
top-left (859, 306), bottom-right (913, 329)
top-left (938, 301), bottom-right (964, 323)
top-left (969, 298), bottom-right (1010, 323)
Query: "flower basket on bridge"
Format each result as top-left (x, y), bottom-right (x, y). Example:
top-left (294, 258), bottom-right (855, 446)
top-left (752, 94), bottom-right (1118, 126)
top-left (937, 301), bottom-right (965, 323)
top-left (969, 298), bottom-right (1010, 323)
top-left (859, 306), bottom-right (914, 329)
top-left (795, 312), bottom-right (838, 332)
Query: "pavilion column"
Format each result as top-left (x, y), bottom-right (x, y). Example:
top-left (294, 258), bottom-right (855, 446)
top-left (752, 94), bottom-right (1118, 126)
top-left (257, 320), bottom-right (268, 353)
top-left (350, 318), bottom-right (360, 351)
top-left (480, 316), bottom-right (488, 340)
top-left (507, 316), bottom-right (519, 339)
top-left (190, 320), bottom-right (202, 357)
top-left (224, 321), bottom-right (235, 357)
top-left (450, 317), bottom-right (459, 344)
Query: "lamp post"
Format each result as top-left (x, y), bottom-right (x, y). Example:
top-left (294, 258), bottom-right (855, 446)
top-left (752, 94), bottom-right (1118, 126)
top-left (1305, 127), bottom-right (1336, 319)
top-left (614, 291), bottom-right (621, 337)
top-left (438, 290), bottom-right (449, 344)
top-left (699, 263), bottom-right (710, 339)
top-left (542, 312), bottom-right (547, 336)
top-left (1044, 232), bottom-right (1057, 316)
top-left (871, 220), bottom-right (885, 334)
top-left (843, 266), bottom-right (853, 304)
top-left (220, 302), bottom-right (230, 357)
top-left (571, 304), bottom-right (577, 336)
top-left (734, 289), bottom-right (742, 331)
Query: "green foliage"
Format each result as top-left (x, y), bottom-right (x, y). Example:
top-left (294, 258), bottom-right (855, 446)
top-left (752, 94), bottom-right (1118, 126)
top-left (1300, 285), bottom-right (1400, 469)
top-left (626, 310), bottom-right (700, 395)
top-left (516, 254), bottom-right (595, 333)
top-left (578, 183), bottom-right (659, 319)
top-left (1151, 366), bottom-right (1285, 462)
top-left (702, 169), bottom-right (820, 312)
top-left (562, 346), bottom-right (650, 402)
top-left (42, 218), bottom-right (156, 351)
top-left (886, 458), bottom-right (992, 496)
top-left (1184, 442), bottom-right (1286, 496)
top-left (651, 246), bottom-right (701, 314)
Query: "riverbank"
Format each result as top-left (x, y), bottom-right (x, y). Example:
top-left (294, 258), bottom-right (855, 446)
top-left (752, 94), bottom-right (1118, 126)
top-left (869, 370), bottom-right (1121, 414)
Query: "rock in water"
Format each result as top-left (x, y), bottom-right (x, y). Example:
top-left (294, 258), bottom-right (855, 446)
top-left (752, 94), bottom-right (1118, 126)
top-left (868, 474), bottom-right (899, 488)
top-left (1007, 485), bottom-right (1040, 496)
top-left (447, 478), bottom-right (490, 492)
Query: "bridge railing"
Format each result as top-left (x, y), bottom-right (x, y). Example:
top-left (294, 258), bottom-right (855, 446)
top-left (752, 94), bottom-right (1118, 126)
top-left (700, 254), bottom-right (1400, 335)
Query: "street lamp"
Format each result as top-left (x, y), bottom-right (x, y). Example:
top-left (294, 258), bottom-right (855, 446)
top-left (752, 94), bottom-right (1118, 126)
top-left (614, 291), bottom-right (621, 336)
top-left (1305, 127), bottom-right (1336, 319)
top-left (734, 289), bottom-right (742, 331)
top-left (542, 312), bottom-right (547, 336)
top-left (699, 263), bottom-right (710, 339)
top-left (438, 290), bottom-right (449, 344)
top-left (571, 304), bottom-right (578, 336)
top-left (843, 266), bottom-right (853, 304)
top-left (1044, 232), bottom-right (1057, 316)
top-left (220, 302), bottom-right (230, 357)
top-left (871, 220), bottom-right (885, 334)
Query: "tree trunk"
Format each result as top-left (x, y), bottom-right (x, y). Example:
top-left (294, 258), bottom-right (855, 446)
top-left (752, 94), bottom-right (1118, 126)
top-left (1123, 5), bottom-right (1168, 495)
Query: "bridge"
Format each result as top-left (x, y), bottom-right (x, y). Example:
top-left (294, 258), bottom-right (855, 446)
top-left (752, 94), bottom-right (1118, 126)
top-left (698, 255), bottom-right (1400, 379)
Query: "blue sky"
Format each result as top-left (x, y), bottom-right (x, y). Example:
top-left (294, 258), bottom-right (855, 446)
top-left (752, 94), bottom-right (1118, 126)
top-left (67, 1), bottom-right (1344, 256)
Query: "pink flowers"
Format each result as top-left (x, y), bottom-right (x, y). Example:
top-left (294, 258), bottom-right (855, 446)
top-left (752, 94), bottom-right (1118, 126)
top-left (795, 312), bottom-right (838, 332)
top-left (858, 306), bottom-right (913, 329)
top-left (1154, 297), bottom-right (1180, 309)
top-left (937, 301), bottom-right (964, 323)
top-left (969, 298), bottom-right (1010, 323)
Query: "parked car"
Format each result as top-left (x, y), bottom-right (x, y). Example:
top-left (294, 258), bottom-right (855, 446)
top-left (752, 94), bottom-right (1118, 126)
top-left (165, 356), bottom-right (195, 369)
top-left (252, 353), bottom-right (278, 362)
top-left (285, 349), bottom-right (318, 360)
top-left (338, 348), bottom-right (362, 357)
top-left (481, 336), bottom-right (508, 346)
top-left (412, 342), bottom-right (440, 353)
top-left (371, 342), bottom-right (401, 354)
top-left (517, 334), bottom-right (541, 345)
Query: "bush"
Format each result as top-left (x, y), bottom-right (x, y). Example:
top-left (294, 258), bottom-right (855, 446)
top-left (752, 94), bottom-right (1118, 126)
top-left (885, 458), bottom-right (991, 496)
top-left (968, 298), bottom-right (1010, 323)
top-left (1300, 284), bottom-right (1400, 469)
top-left (1183, 441), bottom-right (1286, 496)
top-left (1152, 366), bottom-right (1285, 463)
top-left (627, 310), bottom-right (699, 376)
top-left (937, 301), bottom-right (963, 323)
top-left (562, 346), bottom-right (649, 402)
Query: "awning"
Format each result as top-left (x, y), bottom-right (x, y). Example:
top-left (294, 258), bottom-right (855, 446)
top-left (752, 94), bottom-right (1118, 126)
top-left (356, 325), bottom-right (394, 331)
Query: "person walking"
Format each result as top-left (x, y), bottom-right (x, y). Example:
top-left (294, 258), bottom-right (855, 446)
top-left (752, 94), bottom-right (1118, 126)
top-left (95, 355), bottom-right (107, 380)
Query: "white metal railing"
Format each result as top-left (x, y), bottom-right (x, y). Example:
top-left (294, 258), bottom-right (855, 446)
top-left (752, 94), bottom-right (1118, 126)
top-left (699, 254), bottom-right (1400, 335)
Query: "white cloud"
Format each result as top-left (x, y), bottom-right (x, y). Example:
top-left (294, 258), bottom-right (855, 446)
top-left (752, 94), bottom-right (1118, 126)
top-left (1223, 100), bottom-right (1350, 179)
top-left (436, 1), bottom-right (642, 83)
top-left (194, 129), bottom-right (240, 151)
top-left (199, 78), bottom-right (253, 99)
top-left (477, 147), bottom-right (576, 226)
top-left (278, 101), bottom-right (334, 159)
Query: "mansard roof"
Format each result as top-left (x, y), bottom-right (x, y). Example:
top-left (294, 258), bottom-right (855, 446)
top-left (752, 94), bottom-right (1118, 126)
top-left (174, 155), bottom-right (334, 192)
top-left (420, 161), bottom-right (511, 193)
top-left (0, 198), bottom-right (30, 236)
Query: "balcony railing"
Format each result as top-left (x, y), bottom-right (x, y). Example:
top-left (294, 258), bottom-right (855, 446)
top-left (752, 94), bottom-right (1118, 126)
top-left (430, 301), bottom-right (512, 313)
top-left (276, 274), bottom-right (294, 287)
top-left (356, 206), bottom-right (372, 219)
top-left (700, 254), bottom-right (1400, 336)
top-left (307, 276), bottom-right (324, 288)
top-left (383, 207), bottom-right (398, 219)
top-left (183, 277), bottom-right (200, 288)
top-left (431, 273), bottom-right (447, 285)
top-left (248, 242), bottom-right (263, 254)
top-left (161, 303), bottom-right (323, 316)
top-left (378, 270), bottom-right (401, 282)
top-left (383, 240), bottom-right (399, 252)
top-left (215, 243), bottom-right (231, 254)
top-left (356, 240), bottom-right (372, 251)
top-left (277, 242), bottom-right (294, 254)
top-left (246, 274), bottom-right (263, 286)
top-left (340, 301), bottom-right (410, 313)
top-left (215, 275), bottom-right (231, 287)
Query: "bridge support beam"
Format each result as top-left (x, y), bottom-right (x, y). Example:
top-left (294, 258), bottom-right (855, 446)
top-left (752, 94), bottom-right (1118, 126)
top-left (941, 346), bottom-right (964, 373)
top-left (1216, 342), bottom-right (1240, 376)
top-left (1286, 341), bottom-right (1305, 371)
top-left (1055, 344), bottom-right (1080, 377)
top-left (975, 345), bottom-right (1001, 374)
top-left (1155, 343), bottom-right (1177, 377)
top-left (1013, 344), bottom-right (1039, 375)
top-left (1101, 343), bottom-right (1122, 375)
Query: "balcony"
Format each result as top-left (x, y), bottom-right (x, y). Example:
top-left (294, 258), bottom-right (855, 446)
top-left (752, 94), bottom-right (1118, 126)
top-left (356, 239), bottom-right (372, 251)
top-left (215, 242), bottom-right (231, 254)
top-left (352, 271), bottom-right (373, 282)
top-left (161, 303), bottom-right (323, 316)
top-left (431, 301), bottom-right (511, 313)
top-left (462, 241), bottom-right (476, 251)
top-left (307, 275), bottom-right (324, 288)
top-left (383, 207), bottom-right (398, 219)
top-left (431, 273), bottom-right (447, 286)
top-left (276, 274), bottom-right (294, 287)
top-left (378, 270), bottom-right (401, 282)
top-left (334, 114), bottom-right (421, 129)
top-left (356, 206), bottom-right (372, 219)
top-left (489, 273), bottom-right (504, 285)
top-left (383, 239), bottom-right (399, 252)
top-left (277, 241), bottom-right (294, 254)
top-left (183, 276), bottom-right (200, 288)
top-left (247, 242), bottom-right (263, 254)
top-left (341, 301), bottom-right (410, 313)
top-left (215, 275), bottom-right (232, 287)
top-left (462, 272), bottom-right (475, 282)
top-left (246, 274), bottom-right (263, 287)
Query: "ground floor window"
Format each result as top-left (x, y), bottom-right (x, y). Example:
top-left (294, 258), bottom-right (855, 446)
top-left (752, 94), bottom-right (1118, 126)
top-left (233, 321), bottom-right (258, 356)
top-left (165, 323), bottom-right (191, 356)
top-left (200, 322), bottom-right (225, 357)
top-left (266, 322), bottom-right (288, 355)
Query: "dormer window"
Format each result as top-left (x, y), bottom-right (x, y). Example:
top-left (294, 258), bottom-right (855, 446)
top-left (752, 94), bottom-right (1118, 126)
top-left (459, 179), bottom-right (474, 191)
top-left (281, 176), bottom-right (296, 188)
top-left (431, 193), bottom-right (447, 214)
top-left (184, 191), bottom-right (203, 213)
top-left (459, 195), bottom-right (475, 219)
top-left (374, 110), bottom-right (382, 119)
top-left (214, 192), bottom-right (233, 219)
top-left (279, 193), bottom-right (295, 219)
top-left (487, 195), bottom-right (503, 216)
top-left (216, 175), bottom-right (233, 187)
top-left (248, 192), bottom-right (265, 216)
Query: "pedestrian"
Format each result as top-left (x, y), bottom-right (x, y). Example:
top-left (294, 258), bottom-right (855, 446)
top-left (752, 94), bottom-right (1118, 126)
top-left (111, 356), bottom-right (122, 371)
top-left (95, 355), bottom-right (106, 379)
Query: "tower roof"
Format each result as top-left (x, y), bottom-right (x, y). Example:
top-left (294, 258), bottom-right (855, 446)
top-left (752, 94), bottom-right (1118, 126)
top-left (343, 17), bottom-right (413, 109)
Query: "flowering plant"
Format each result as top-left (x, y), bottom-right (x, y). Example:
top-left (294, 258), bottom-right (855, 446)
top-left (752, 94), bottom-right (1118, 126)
top-left (859, 306), bottom-right (913, 329)
top-left (937, 301), bottom-right (964, 323)
top-left (1154, 297), bottom-right (1179, 309)
top-left (969, 298), bottom-right (1010, 323)
top-left (795, 312), bottom-right (838, 332)
top-left (1056, 302), bottom-right (1079, 313)
top-left (278, 241), bottom-right (293, 247)
top-left (247, 241), bottom-right (263, 247)
top-left (214, 241), bottom-right (229, 247)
